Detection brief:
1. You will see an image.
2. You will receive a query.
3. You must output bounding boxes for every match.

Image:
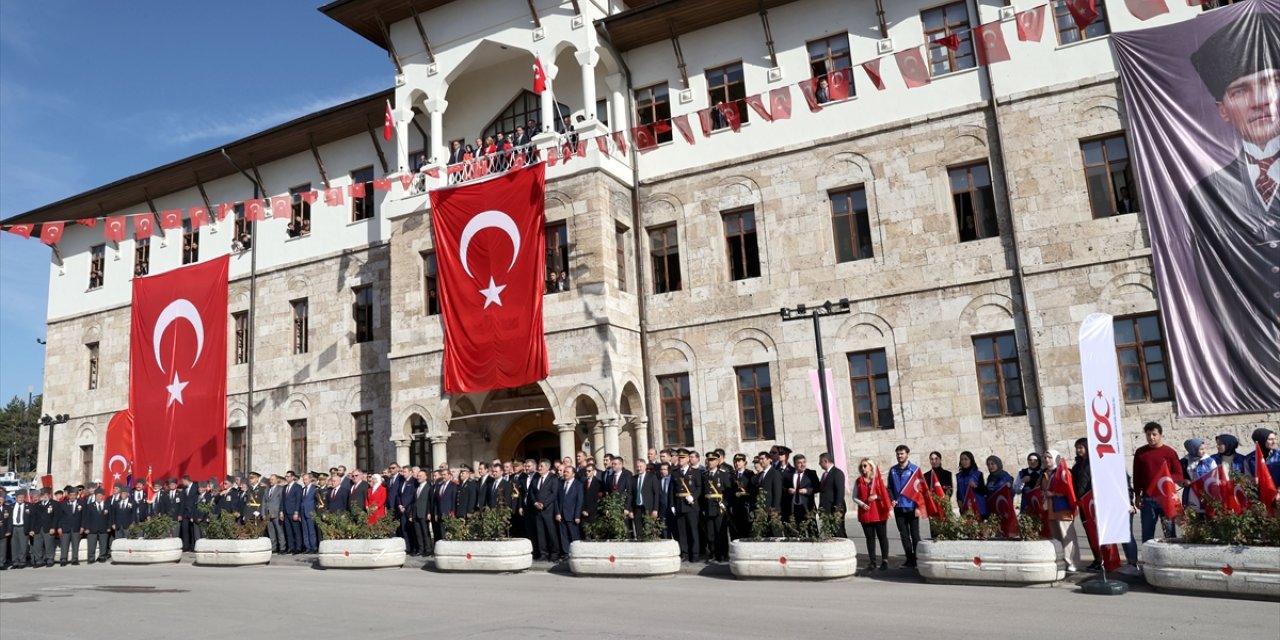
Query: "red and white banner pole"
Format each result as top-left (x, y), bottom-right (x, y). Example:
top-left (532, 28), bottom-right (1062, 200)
top-left (1078, 312), bottom-right (1130, 546)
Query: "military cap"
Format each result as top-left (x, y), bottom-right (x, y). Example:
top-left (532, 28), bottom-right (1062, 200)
top-left (248, 471), bottom-right (261, 478)
top-left (460, 465), bottom-right (473, 472)
top-left (40, 487), bottom-right (52, 495)
top-left (677, 448), bottom-right (690, 458)
top-left (93, 487), bottom-right (105, 495)
top-left (63, 485), bottom-right (75, 493)
top-left (706, 452), bottom-right (721, 461)
top-left (15, 488), bottom-right (29, 497)
top-left (733, 453), bottom-right (747, 462)
top-left (224, 475), bottom-right (235, 482)
top-left (1191, 13), bottom-right (1279, 101)
top-left (775, 445), bottom-right (793, 456)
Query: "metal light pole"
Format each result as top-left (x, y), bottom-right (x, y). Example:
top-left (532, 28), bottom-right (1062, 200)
top-left (780, 299), bottom-right (851, 458)
top-left (41, 413), bottom-right (69, 477)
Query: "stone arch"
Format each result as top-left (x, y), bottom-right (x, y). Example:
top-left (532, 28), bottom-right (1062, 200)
top-left (397, 404), bottom-right (434, 439)
top-left (545, 189), bottom-right (573, 221)
top-left (344, 384), bottom-right (378, 412)
top-left (958, 293), bottom-right (1017, 335)
top-left (1099, 270), bottom-right (1158, 316)
top-left (286, 273), bottom-right (311, 295)
top-left (835, 312), bottom-right (894, 345)
top-left (76, 422), bottom-right (96, 446)
top-left (548, 38), bottom-right (580, 59)
top-left (943, 126), bottom-right (989, 161)
top-left (653, 337), bottom-right (696, 371)
top-left (562, 383), bottom-right (608, 418)
top-left (406, 88), bottom-right (429, 110)
top-left (618, 380), bottom-right (643, 417)
top-left (725, 327), bottom-right (777, 363)
top-left (283, 392), bottom-right (310, 421)
top-left (227, 407), bottom-right (247, 428)
top-left (715, 175), bottom-right (763, 212)
top-left (82, 324), bottom-right (103, 345)
top-left (574, 395), bottom-right (600, 419)
top-left (641, 192), bottom-right (685, 226)
top-left (594, 45), bottom-right (622, 76)
top-left (1077, 95), bottom-right (1123, 123)
top-left (818, 151), bottom-right (876, 191)
top-left (232, 291), bottom-right (250, 310)
top-left (450, 396), bottom-right (479, 420)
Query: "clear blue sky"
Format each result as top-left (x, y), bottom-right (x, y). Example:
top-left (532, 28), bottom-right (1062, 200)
top-left (0, 1), bottom-right (390, 406)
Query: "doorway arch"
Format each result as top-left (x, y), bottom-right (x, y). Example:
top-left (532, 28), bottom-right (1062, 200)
top-left (497, 412), bottom-right (579, 462)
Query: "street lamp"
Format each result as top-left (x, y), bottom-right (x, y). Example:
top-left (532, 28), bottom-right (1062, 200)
top-left (40, 413), bottom-right (69, 477)
top-left (780, 299), bottom-right (852, 458)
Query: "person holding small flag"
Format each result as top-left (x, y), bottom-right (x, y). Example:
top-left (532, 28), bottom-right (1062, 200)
top-left (1042, 450), bottom-right (1080, 573)
top-left (886, 445), bottom-right (921, 568)
top-left (1132, 422), bottom-right (1184, 542)
top-left (955, 451), bottom-right (984, 517)
top-left (853, 458), bottom-right (890, 571)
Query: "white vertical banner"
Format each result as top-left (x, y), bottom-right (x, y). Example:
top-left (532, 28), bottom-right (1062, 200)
top-left (1078, 312), bottom-right (1130, 545)
top-left (809, 368), bottom-right (847, 476)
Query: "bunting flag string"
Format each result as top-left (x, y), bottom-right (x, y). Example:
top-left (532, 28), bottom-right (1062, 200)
top-left (6, 1), bottom-right (1168, 246)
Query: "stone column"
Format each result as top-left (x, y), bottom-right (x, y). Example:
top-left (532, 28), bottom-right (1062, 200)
top-left (603, 418), bottom-right (621, 458)
top-left (425, 97), bottom-right (448, 169)
top-left (605, 73), bottom-right (627, 133)
top-left (539, 60), bottom-right (560, 134)
top-left (631, 418), bottom-right (649, 461)
top-left (575, 50), bottom-right (599, 126)
top-left (395, 103), bottom-right (412, 174)
top-left (394, 439), bottom-right (410, 467)
top-left (590, 422), bottom-right (605, 466)
top-left (430, 434), bottom-right (449, 469)
top-left (556, 422), bottom-right (578, 462)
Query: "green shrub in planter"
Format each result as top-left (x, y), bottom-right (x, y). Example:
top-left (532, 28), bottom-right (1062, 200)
top-left (746, 493), bottom-right (842, 541)
top-left (443, 507), bottom-right (514, 541)
top-left (126, 514), bottom-right (177, 540)
top-left (928, 495), bottom-right (1043, 541)
top-left (315, 508), bottom-right (398, 540)
top-left (585, 493), bottom-right (664, 541)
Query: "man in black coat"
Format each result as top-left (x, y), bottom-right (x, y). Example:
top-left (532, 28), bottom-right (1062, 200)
top-left (30, 488), bottom-right (59, 568)
top-left (347, 470), bottom-right (370, 518)
top-left (480, 461), bottom-right (513, 512)
top-left (787, 454), bottom-right (821, 525)
top-left (410, 469), bottom-right (434, 556)
top-left (180, 476), bottom-right (199, 550)
top-left (324, 475), bottom-right (350, 514)
top-left (456, 466), bottom-right (480, 518)
top-left (281, 471), bottom-right (304, 554)
top-left (580, 462), bottom-right (603, 527)
top-left (531, 460), bottom-right (560, 561)
top-left (754, 453), bottom-right (783, 520)
top-left (818, 453), bottom-right (848, 538)
top-left (393, 467), bottom-right (416, 544)
top-left (672, 449), bottom-right (703, 561)
top-left (701, 453), bottom-right (731, 561)
top-left (57, 487), bottom-right (84, 566)
top-left (555, 465), bottom-right (583, 559)
top-left (431, 470), bottom-right (458, 541)
top-left (82, 489), bottom-right (112, 564)
top-left (109, 486), bottom-right (137, 539)
top-left (628, 459), bottom-right (660, 537)
top-left (517, 459), bottom-right (538, 543)
top-left (728, 454), bottom-right (755, 540)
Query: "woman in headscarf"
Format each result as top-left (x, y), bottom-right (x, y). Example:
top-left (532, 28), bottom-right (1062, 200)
top-left (981, 455), bottom-right (1014, 495)
top-left (365, 473), bottom-right (386, 525)
top-left (1211, 434), bottom-right (1246, 474)
top-left (1015, 452), bottom-right (1043, 512)
top-left (1180, 438), bottom-right (1216, 512)
top-left (1243, 428), bottom-right (1280, 478)
top-left (955, 451), bottom-right (985, 516)
top-left (852, 458), bottom-right (891, 571)
top-left (1041, 450), bottom-right (1080, 572)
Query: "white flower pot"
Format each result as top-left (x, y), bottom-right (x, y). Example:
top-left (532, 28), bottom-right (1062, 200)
top-left (433, 539), bottom-right (533, 572)
top-left (917, 539), bottom-right (1065, 586)
top-left (317, 538), bottom-right (405, 569)
top-left (194, 537), bottom-right (272, 566)
top-left (109, 537), bottom-right (183, 564)
top-left (1140, 540), bottom-right (1280, 601)
top-left (568, 540), bottom-right (680, 577)
top-left (729, 538), bottom-right (859, 580)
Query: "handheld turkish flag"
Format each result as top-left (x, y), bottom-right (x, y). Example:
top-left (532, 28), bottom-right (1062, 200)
top-left (871, 469), bottom-right (892, 508)
top-left (899, 467), bottom-right (932, 518)
top-left (862, 59), bottom-right (885, 91)
top-left (1257, 444), bottom-right (1278, 514)
top-left (1016, 6), bottom-right (1046, 42)
top-left (101, 408), bottom-right (134, 486)
top-left (1189, 465), bottom-right (1224, 518)
top-left (1050, 461), bottom-right (1077, 510)
top-left (1218, 463), bottom-right (1243, 514)
top-left (5, 224), bottom-right (33, 239)
top-left (1124, 0), bottom-right (1168, 20)
top-left (671, 113), bottom-right (696, 144)
top-left (1066, 0), bottom-right (1100, 32)
top-left (717, 102), bottom-right (742, 132)
top-left (429, 164), bottom-right (549, 393)
top-left (160, 210), bottom-right (183, 230)
top-left (39, 222), bottom-right (65, 246)
top-left (962, 484), bottom-right (982, 516)
top-left (105, 217), bottom-right (128, 242)
top-left (1147, 462), bottom-right (1181, 519)
top-left (769, 86), bottom-right (792, 120)
top-left (130, 256), bottom-right (228, 481)
top-left (1079, 490), bottom-right (1122, 570)
top-left (270, 196), bottom-right (292, 219)
top-left (1025, 486), bottom-right (1051, 538)
top-left (828, 67), bottom-right (852, 101)
top-left (532, 57), bottom-right (547, 95)
top-left (974, 22), bottom-right (1012, 66)
top-left (896, 46), bottom-right (932, 89)
top-left (991, 483), bottom-right (1020, 538)
top-left (384, 100), bottom-right (394, 141)
top-left (632, 125), bottom-right (658, 153)
top-left (244, 199), bottom-right (266, 221)
top-left (744, 94), bottom-right (772, 122)
top-left (798, 78), bottom-right (823, 113)
top-left (133, 214), bottom-right (155, 240)
top-left (189, 206), bottom-right (208, 230)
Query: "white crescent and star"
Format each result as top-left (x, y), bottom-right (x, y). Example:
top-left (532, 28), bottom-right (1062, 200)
top-left (152, 299), bottom-right (206, 407)
top-left (458, 210), bottom-right (522, 309)
top-left (108, 455), bottom-right (128, 481)
top-left (1155, 477), bottom-right (1180, 503)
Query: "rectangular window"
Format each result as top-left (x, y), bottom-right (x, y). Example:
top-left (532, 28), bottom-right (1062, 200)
top-left (922, 2), bottom-right (976, 76)
top-left (353, 285), bottom-right (374, 343)
top-left (736, 364), bottom-right (775, 441)
top-left (233, 203), bottom-right (253, 248)
top-left (182, 219), bottom-right (199, 265)
top-left (706, 62), bottom-right (748, 130)
top-left (1054, 0), bottom-right (1109, 45)
top-left (615, 226), bottom-right (628, 293)
top-left (1114, 314), bottom-right (1172, 404)
top-left (545, 222), bottom-right (570, 294)
top-left (658, 374), bottom-right (694, 447)
top-left (289, 419), bottom-right (308, 475)
top-left (422, 252), bottom-right (440, 316)
top-left (950, 162), bottom-right (999, 241)
top-left (723, 208), bottom-right (761, 281)
top-left (596, 98), bottom-right (609, 126)
top-left (89, 244), bottom-right (105, 289)
top-left (354, 412), bottom-right (373, 471)
top-left (409, 416), bottom-right (431, 469)
top-left (87, 342), bottom-right (99, 391)
top-left (134, 238), bottom-right (150, 277)
top-left (289, 184), bottom-right (312, 238)
top-left (848, 350), bottom-right (893, 431)
top-left (229, 427), bottom-right (247, 476)
top-left (351, 167), bottom-right (375, 222)
top-left (291, 298), bottom-right (309, 355)
top-left (807, 33), bottom-right (852, 77)
top-left (634, 82), bottom-right (673, 143)
top-left (1081, 134), bottom-right (1137, 218)
top-left (973, 332), bottom-right (1026, 418)
top-left (81, 445), bottom-right (93, 485)
top-left (648, 224), bottom-right (682, 294)
top-left (233, 311), bottom-right (250, 365)
top-left (830, 187), bottom-right (874, 262)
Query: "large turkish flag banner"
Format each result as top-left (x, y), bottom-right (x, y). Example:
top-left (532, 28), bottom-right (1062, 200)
top-left (130, 256), bottom-right (228, 480)
top-left (430, 164), bottom-right (548, 393)
top-left (101, 408), bottom-right (134, 487)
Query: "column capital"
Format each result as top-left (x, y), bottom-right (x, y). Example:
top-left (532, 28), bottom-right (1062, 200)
top-left (429, 433), bottom-right (450, 445)
top-left (574, 49), bottom-right (599, 67)
top-left (604, 72), bottom-right (626, 93)
top-left (555, 422), bottom-right (577, 433)
top-left (424, 97), bottom-right (449, 113)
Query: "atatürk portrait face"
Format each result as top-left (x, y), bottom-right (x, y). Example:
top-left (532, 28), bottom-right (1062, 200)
top-left (1218, 69), bottom-right (1280, 146)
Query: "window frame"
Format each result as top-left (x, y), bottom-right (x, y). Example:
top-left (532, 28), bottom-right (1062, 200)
top-left (81, 445), bottom-right (94, 485)
top-left (409, 415), bottom-right (430, 469)
top-left (422, 251), bottom-right (440, 316)
top-left (648, 224), bottom-right (682, 294)
top-left (972, 332), bottom-right (1026, 418)
top-left (1080, 133), bottom-right (1137, 219)
top-left (829, 186), bottom-right (874, 263)
top-left (807, 33), bottom-right (853, 78)
top-left (634, 82), bottom-right (673, 143)
top-left (545, 222), bottom-right (570, 294)
top-left (89, 244), bottom-right (105, 290)
top-left (658, 373), bottom-right (694, 447)
top-left (229, 426), bottom-right (247, 476)
top-left (1053, 0), bottom-right (1110, 45)
top-left (949, 162), bottom-right (1000, 242)
top-left (233, 311), bottom-right (250, 365)
top-left (289, 183), bottom-right (312, 238)
top-left (848, 349), bottom-right (894, 431)
top-left (87, 342), bottom-right (100, 391)
top-left (289, 419), bottom-right (308, 475)
top-left (181, 219), bottom-right (199, 265)
top-left (735, 363), bottom-right (776, 441)
top-left (350, 167), bottom-right (375, 222)
top-left (615, 226), bottom-right (629, 293)
top-left (705, 62), bottom-right (749, 130)
top-left (921, 1), bottom-right (976, 76)
top-left (722, 208), bottom-right (761, 281)
top-left (353, 285), bottom-right (374, 343)
top-left (134, 238), bottom-right (150, 277)
top-left (291, 298), bottom-right (309, 355)
top-left (1113, 313), bottom-right (1173, 404)
top-left (353, 411), bottom-right (374, 471)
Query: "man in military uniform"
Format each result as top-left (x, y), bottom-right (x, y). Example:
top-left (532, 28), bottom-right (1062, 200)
top-left (164, 478), bottom-right (184, 537)
top-left (110, 484), bottom-right (137, 541)
top-left (728, 453), bottom-right (755, 540)
top-left (31, 487), bottom-right (58, 568)
top-left (192, 482), bottom-right (216, 544)
top-left (754, 452), bottom-right (783, 535)
top-left (58, 486), bottom-right (84, 566)
top-left (83, 487), bottom-right (111, 563)
top-left (673, 449), bottom-right (703, 562)
top-left (702, 452), bottom-right (730, 562)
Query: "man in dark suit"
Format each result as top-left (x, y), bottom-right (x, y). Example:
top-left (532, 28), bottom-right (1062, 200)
top-left (410, 469), bottom-right (433, 556)
top-left (580, 461), bottom-right (603, 527)
top-left (481, 461), bottom-right (513, 512)
top-left (728, 454), bottom-right (755, 540)
top-left (818, 453), bottom-right (848, 538)
top-left (56, 487), bottom-right (84, 566)
top-left (393, 467), bottom-right (415, 547)
top-left (448, 139), bottom-right (466, 166)
top-left (628, 459), bottom-right (660, 538)
top-left (673, 449), bottom-right (703, 561)
top-left (30, 488), bottom-right (58, 568)
top-left (431, 469), bottom-right (458, 541)
top-left (109, 485), bottom-right (136, 541)
top-left (300, 472), bottom-right (319, 553)
top-left (556, 465), bottom-right (583, 559)
top-left (606, 456), bottom-right (633, 502)
top-left (702, 452), bottom-right (730, 561)
top-left (456, 466), bottom-right (480, 518)
top-left (262, 475), bottom-right (284, 552)
top-left (787, 454), bottom-right (820, 525)
top-left (348, 470), bottom-right (370, 518)
top-left (82, 489), bottom-right (111, 564)
top-left (517, 459), bottom-right (538, 544)
top-left (282, 471), bottom-right (304, 554)
top-left (657, 463), bottom-right (674, 539)
top-left (325, 475), bottom-right (350, 514)
top-left (191, 482), bottom-right (215, 544)
top-left (179, 476), bottom-right (198, 550)
top-left (531, 460), bottom-right (560, 561)
top-left (1182, 15), bottom-right (1280, 408)
top-left (755, 453), bottom-right (783, 521)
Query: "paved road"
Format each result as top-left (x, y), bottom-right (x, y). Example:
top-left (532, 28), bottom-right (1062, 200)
top-left (1, 560), bottom-right (1275, 639)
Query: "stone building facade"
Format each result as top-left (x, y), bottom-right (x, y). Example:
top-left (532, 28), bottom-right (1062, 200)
top-left (17, 0), bottom-right (1275, 485)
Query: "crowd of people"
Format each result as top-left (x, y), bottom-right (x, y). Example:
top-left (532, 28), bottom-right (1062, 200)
top-left (2, 423), bottom-right (1275, 572)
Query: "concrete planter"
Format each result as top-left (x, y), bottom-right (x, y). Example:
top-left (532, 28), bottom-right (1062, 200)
top-left (729, 538), bottom-right (859, 580)
top-left (918, 539), bottom-right (1065, 586)
top-left (194, 537), bottom-right (272, 567)
top-left (109, 537), bottom-right (183, 564)
top-left (433, 539), bottom-right (533, 572)
top-left (568, 540), bottom-right (680, 577)
top-left (1140, 540), bottom-right (1280, 601)
top-left (317, 538), bottom-right (405, 569)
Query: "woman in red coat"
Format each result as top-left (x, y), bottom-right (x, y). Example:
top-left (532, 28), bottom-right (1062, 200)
top-left (366, 473), bottom-right (387, 525)
top-left (852, 458), bottom-right (891, 571)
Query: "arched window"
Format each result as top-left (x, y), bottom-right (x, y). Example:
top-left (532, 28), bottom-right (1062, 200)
top-left (409, 415), bottom-right (431, 469)
top-left (483, 90), bottom-right (569, 140)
